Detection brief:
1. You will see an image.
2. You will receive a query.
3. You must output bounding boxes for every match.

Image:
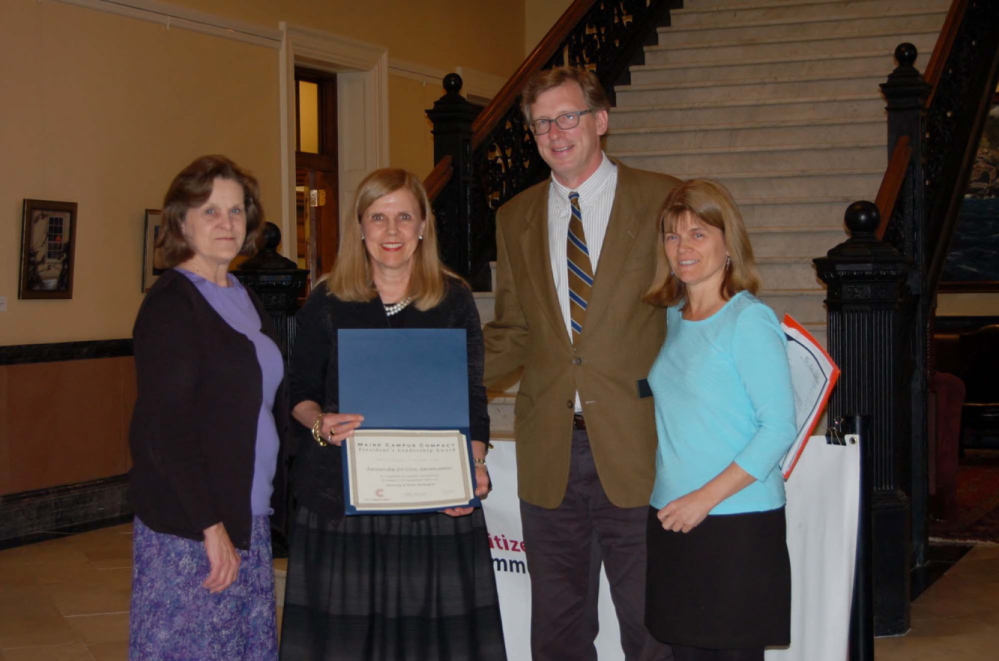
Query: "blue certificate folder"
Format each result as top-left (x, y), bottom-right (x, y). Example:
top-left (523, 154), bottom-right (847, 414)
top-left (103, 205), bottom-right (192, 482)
top-left (338, 328), bottom-right (479, 514)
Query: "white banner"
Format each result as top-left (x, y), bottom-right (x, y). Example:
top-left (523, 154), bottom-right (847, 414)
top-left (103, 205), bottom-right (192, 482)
top-left (767, 434), bottom-right (860, 661)
top-left (483, 436), bottom-right (859, 660)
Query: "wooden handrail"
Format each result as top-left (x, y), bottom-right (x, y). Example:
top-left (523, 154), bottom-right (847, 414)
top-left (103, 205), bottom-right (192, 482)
top-left (875, 136), bottom-right (912, 241)
top-left (422, 0), bottom-right (597, 197)
top-left (470, 0), bottom-right (598, 150)
top-left (424, 155), bottom-right (454, 202)
top-left (923, 0), bottom-right (969, 106)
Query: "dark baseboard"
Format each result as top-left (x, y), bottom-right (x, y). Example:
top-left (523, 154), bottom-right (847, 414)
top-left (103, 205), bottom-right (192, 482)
top-left (0, 339), bottom-right (132, 366)
top-left (0, 474), bottom-right (132, 549)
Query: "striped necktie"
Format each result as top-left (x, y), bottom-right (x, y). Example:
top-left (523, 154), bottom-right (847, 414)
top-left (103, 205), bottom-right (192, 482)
top-left (567, 191), bottom-right (594, 341)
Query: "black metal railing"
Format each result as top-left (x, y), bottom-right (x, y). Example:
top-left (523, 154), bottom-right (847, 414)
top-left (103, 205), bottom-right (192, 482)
top-left (815, 0), bottom-right (999, 637)
top-left (426, 0), bottom-right (677, 288)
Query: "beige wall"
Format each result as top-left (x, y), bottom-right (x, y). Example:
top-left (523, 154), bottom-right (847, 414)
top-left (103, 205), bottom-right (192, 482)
top-left (525, 0), bottom-right (572, 56)
top-left (938, 293), bottom-right (999, 317)
top-left (1, 1), bottom-right (283, 346)
top-left (167, 0), bottom-right (526, 79)
top-left (0, 0), bottom-right (528, 347)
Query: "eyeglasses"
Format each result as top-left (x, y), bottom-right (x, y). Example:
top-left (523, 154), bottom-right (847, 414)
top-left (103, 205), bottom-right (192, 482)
top-left (529, 109), bottom-right (595, 135)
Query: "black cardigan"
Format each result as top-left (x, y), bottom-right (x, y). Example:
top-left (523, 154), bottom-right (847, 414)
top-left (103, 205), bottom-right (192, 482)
top-left (288, 278), bottom-right (489, 519)
top-left (128, 269), bottom-right (287, 550)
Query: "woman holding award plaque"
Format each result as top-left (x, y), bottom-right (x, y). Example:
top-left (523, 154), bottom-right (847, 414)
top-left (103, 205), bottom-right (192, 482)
top-left (280, 168), bottom-right (506, 660)
top-left (643, 180), bottom-right (796, 661)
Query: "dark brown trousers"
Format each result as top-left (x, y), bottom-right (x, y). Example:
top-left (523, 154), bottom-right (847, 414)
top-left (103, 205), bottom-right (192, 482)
top-left (519, 429), bottom-right (674, 661)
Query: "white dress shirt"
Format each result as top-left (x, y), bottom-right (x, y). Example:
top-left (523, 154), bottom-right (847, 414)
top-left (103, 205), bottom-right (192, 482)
top-left (547, 153), bottom-right (618, 411)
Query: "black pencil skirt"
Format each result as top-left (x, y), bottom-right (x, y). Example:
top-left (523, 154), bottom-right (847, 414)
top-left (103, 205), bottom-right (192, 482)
top-left (645, 506), bottom-right (791, 650)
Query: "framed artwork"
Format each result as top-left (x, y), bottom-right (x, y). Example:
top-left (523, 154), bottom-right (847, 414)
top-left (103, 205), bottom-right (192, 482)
top-left (18, 199), bottom-right (77, 300)
top-left (941, 93), bottom-right (999, 292)
top-left (143, 209), bottom-right (164, 292)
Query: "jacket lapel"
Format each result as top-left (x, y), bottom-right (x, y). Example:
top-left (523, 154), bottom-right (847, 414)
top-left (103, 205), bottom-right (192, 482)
top-left (578, 163), bottom-right (645, 345)
top-left (519, 185), bottom-right (573, 352)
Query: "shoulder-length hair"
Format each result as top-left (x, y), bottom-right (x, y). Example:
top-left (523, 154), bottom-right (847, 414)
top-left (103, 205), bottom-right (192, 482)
top-left (326, 168), bottom-right (457, 310)
top-left (644, 179), bottom-right (761, 308)
top-left (156, 155), bottom-right (264, 269)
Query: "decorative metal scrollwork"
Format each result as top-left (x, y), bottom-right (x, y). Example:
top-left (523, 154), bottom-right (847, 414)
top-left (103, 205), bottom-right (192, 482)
top-left (923, 0), bottom-right (999, 238)
top-left (468, 0), bottom-right (666, 286)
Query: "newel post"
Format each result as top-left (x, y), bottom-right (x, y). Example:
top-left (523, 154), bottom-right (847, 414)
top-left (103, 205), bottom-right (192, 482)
top-left (881, 43), bottom-right (933, 572)
top-left (234, 222), bottom-right (308, 364)
top-left (814, 202), bottom-right (913, 636)
top-left (426, 74), bottom-right (482, 279)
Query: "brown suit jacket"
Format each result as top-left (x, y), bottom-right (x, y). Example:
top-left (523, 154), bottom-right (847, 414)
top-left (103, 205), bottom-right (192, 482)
top-left (483, 160), bottom-right (680, 509)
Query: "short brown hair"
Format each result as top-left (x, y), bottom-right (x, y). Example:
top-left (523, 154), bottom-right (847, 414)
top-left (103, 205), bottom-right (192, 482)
top-left (156, 155), bottom-right (264, 268)
top-left (520, 66), bottom-right (611, 124)
top-left (326, 168), bottom-right (457, 310)
top-left (644, 179), bottom-right (761, 308)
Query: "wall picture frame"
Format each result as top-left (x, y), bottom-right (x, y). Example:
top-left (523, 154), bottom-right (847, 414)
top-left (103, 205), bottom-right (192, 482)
top-left (142, 209), bottom-right (164, 292)
top-left (19, 199), bottom-right (78, 300)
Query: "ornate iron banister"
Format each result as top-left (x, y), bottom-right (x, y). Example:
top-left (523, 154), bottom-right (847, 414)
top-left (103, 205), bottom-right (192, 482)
top-left (923, 0), bottom-right (969, 106)
top-left (470, 0), bottom-right (601, 149)
top-left (425, 0), bottom-right (677, 287)
top-left (818, 0), bottom-right (999, 636)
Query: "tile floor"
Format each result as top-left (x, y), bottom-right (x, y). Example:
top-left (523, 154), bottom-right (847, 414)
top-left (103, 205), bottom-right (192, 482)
top-left (0, 523), bottom-right (995, 659)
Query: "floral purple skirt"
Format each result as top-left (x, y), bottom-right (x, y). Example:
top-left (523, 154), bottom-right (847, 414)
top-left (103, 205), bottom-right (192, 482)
top-left (129, 515), bottom-right (277, 660)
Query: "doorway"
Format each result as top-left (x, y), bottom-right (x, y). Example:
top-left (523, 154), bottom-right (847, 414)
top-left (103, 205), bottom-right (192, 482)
top-left (295, 68), bottom-right (339, 290)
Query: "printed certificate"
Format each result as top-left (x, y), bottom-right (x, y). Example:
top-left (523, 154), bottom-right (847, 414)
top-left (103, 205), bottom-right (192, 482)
top-left (343, 429), bottom-right (475, 512)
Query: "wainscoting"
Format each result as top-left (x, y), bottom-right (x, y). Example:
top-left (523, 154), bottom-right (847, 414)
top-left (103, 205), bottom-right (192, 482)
top-left (0, 341), bottom-right (135, 545)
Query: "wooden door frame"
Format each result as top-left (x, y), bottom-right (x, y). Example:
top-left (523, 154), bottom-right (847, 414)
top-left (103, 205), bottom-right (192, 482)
top-left (278, 23), bottom-right (389, 261)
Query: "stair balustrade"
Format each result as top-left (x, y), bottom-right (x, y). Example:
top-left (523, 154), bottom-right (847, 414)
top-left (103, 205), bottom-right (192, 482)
top-left (425, 0), bottom-right (677, 288)
top-left (816, 0), bottom-right (999, 637)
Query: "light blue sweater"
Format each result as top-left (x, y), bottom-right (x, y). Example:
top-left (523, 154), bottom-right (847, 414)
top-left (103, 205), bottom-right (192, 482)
top-left (648, 291), bottom-right (796, 515)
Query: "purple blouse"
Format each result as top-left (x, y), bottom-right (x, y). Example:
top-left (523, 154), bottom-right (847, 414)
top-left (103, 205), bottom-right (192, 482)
top-left (179, 269), bottom-right (283, 516)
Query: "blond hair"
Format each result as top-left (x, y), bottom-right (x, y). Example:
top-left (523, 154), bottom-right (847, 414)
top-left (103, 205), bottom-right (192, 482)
top-left (326, 168), bottom-right (456, 310)
top-left (644, 179), bottom-right (761, 308)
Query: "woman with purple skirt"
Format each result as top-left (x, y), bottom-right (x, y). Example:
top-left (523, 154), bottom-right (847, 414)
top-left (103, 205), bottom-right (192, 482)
top-left (128, 155), bottom-right (285, 660)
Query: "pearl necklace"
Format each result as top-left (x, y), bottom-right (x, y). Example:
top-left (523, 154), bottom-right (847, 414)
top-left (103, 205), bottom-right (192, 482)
top-left (383, 296), bottom-right (414, 317)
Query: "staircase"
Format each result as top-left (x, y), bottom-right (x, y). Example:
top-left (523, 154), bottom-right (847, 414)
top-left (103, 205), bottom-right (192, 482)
top-left (604, 0), bottom-right (951, 344)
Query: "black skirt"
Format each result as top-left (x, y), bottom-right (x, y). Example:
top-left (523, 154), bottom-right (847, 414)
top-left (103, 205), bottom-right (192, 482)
top-left (645, 506), bottom-right (791, 650)
top-left (280, 504), bottom-right (507, 661)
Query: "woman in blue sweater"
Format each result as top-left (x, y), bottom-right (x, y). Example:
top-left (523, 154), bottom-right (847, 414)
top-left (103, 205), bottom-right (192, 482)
top-left (642, 179), bottom-right (796, 661)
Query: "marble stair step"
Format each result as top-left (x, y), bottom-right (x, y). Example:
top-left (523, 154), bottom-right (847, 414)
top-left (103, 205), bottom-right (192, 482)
top-left (737, 198), bottom-right (858, 228)
top-left (616, 143), bottom-right (885, 176)
top-left (670, 0), bottom-right (951, 28)
top-left (616, 72), bottom-right (886, 107)
top-left (643, 29), bottom-right (938, 65)
top-left (605, 118), bottom-right (884, 153)
top-left (629, 50), bottom-right (927, 86)
top-left (625, 166), bottom-right (885, 199)
top-left (662, 10), bottom-right (945, 47)
top-left (758, 289), bottom-right (828, 325)
top-left (758, 257), bottom-right (823, 289)
top-left (610, 95), bottom-right (887, 128)
top-left (749, 226), bottom-right (848, 257)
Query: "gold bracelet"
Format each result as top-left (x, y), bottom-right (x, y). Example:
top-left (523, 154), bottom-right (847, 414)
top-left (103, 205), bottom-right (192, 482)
top-left (474, 457), bottom-right (487, 467)
top-left (312, 414), bottom-right (328, 447)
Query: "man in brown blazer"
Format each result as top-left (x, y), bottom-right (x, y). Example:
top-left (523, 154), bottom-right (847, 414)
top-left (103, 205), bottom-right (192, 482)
top-left (483, 66), bottom-right (679, 660)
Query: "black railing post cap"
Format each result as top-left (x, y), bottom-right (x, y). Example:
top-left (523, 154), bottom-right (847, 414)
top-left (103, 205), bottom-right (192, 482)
top-left (444, 73), bottom-right (463, 96)
top-left (845, 200), bottom-right (880, 240)
top-left (894, 43), bottom-right (918, 68)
